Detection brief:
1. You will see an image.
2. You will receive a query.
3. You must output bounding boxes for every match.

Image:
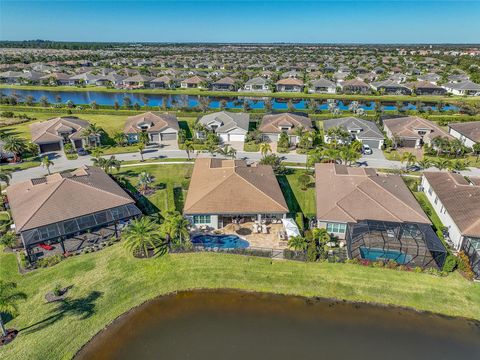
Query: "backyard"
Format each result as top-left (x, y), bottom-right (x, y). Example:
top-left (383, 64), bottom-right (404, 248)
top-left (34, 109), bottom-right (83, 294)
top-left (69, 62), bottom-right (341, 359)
top-left (0, 243), bottom-right (479, 360)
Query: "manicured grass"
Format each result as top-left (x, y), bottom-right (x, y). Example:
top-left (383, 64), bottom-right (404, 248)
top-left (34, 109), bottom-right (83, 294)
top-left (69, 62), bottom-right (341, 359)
top-left (2, 84), bottom-right (479, 103)
top-left (0, 244), bottom-right (479, 360)
top-left (0, 159), bottom-right (41, 172)
top-left (115, 164), bottom-right (192, 215)
top-left (278, 170), bottom-right (316, 218)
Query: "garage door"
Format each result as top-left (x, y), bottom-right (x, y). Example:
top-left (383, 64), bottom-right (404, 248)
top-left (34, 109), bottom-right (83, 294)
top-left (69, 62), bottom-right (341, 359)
top-left (219, 134), bottom-right (229, 143)
top-left (39, 142), bottom-right (61, 153)
top-left (228, 134), bottom-right (245, 142)
top-left (262, 134), bottom-right (278, 142)
top-left (361, 139), bottom-right (381, 149)
top-left (150, 134), bottom-right (160, 143)
top-left (401, 139), bottom-right (417, 148)
top-left (161, 133), bottom-right (177, 141)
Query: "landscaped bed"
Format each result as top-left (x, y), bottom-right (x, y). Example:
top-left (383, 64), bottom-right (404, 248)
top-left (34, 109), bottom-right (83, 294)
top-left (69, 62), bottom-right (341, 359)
top-left (0, 244), bottom-right (479, 359)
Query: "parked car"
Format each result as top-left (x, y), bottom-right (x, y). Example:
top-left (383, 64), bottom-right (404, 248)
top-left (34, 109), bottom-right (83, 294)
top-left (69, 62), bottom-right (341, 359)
top-left (362, 144), bottom-right (373, 155)
top-left (77, 148), bottom-right (88, 156)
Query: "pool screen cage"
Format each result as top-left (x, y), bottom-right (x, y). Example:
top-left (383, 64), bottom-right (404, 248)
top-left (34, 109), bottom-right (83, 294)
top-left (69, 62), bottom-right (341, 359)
top-left (346, 220), bottom-right (447, 269)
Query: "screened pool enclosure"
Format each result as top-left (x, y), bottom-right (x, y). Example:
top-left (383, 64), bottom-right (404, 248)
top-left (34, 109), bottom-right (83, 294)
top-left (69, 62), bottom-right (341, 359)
top-left (346, 220), bottom-right (447, 269)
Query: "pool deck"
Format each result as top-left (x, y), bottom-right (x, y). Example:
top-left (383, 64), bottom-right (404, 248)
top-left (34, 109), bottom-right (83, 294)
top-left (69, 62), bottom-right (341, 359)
top-left (218, 222), bottom-right (288, 250)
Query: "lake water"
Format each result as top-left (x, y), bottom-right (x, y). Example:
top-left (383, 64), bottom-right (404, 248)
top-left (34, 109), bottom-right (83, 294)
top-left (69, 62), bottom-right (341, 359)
top-left (75, 290), bottom-right (480, 360)
top-left (0, 88), bottom-right (458, 111)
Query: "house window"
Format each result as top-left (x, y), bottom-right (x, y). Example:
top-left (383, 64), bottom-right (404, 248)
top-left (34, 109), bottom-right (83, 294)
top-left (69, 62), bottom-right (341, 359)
top-left (193, 215), bottom-right (211, 224)
top-left (434, 196), bottom-right (438, 204)
top-left (428, 187), bottom-right (433, 195)
top-left (326, 223), bottom-right (347, 234)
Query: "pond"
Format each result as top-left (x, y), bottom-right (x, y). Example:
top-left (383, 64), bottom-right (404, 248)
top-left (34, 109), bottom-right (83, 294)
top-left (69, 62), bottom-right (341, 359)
top-left (191, 234), bottom-right (249, 249)
top-left (0, 88), bottom-right (458, 111)
top-left (75, 290), bottom-right (480, 360)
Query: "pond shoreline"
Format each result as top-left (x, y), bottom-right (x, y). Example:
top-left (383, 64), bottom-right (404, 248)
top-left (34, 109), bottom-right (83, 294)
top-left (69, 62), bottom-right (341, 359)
top-left (74, 288), bottom-right (480, 359)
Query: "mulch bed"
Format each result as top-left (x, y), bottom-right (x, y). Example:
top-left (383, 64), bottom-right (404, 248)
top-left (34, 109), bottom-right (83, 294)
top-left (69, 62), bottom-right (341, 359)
top-left (0, 329), bottom-right (18, 347)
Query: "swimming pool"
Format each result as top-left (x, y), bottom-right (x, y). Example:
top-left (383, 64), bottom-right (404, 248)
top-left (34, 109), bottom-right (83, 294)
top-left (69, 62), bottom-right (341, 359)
top-left (191, 234), bottom-right (249, 249)
top-left (359, 247), bottom-right (412, 264)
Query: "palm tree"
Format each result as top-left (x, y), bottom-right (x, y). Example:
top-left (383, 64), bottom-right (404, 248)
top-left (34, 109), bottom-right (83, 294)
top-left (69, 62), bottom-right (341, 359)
top-left (41, 155), bottom-right (54, 175)
top-left (81, 123), bottom-right (103, 147)
top-left (400, 152), bottom-right (417, 170)
top-left (122, 217), bottom-right (165, 257)
top-left (259, 142), bottom-right (271, 158)
top-left (448, 159), bottom-right (469, 172)
top-left (104, 156), bottom-right (121, 173)
top-left (434, 158), bottom-right (451, 171)
top-left (0, 280), bottom-right (27, 337)
top-left (2, 136), bottom-right (26, 163)
top-left (288, 235), bottom-right (307, 251)
top-left (162, 211), bottom-right (190, 247)
top-left (138, 142), bottom-right (145, 162)
top-left (417, 158), bottom-right (432, 170)
top-left (320, 147), bottom-right (340, 163)
top-left (90, 147), bottom-right (104, 159)
top-left (339, 146), bottom-right (361, 166)
top-left (138, 172), bottom-right (153, 194)
top-left (314, 228), bottom-right (332, 245)
top-left (113, 132), bottom-right (127, 147)
top-left (0, 169), bottom-right (12, 194)
top-left (183, 139), bottom-right (194, 160)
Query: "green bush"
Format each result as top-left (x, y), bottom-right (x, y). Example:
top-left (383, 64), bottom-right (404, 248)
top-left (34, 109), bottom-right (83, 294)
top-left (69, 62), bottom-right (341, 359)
top-left (442, 254), bottom-right (457, 273)
top-left (36, 254), bottom-right (63, 268)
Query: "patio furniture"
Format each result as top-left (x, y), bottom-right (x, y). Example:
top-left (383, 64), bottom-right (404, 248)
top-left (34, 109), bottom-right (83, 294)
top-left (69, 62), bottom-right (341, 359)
top-left (252, 224), bottom-right (258, 234)
top-left (39, 243), bottom-right (54, 251)
top-left (261, 225), bottom-right (269, 234)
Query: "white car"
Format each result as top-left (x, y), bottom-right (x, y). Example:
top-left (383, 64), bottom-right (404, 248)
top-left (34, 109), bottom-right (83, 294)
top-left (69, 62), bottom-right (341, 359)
top-left (362, 144), bottom-right (373, 155)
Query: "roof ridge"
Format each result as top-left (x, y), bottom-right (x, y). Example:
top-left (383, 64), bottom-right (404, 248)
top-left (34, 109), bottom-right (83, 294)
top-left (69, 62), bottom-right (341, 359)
top-left (355, 181), bottom-right (403, 222)
top-left (19, 178), bottom-right (66, 231)
top-left (67, 174), bottom-right (131, 203)
top-left (234, 167), bottom-right (288, 211)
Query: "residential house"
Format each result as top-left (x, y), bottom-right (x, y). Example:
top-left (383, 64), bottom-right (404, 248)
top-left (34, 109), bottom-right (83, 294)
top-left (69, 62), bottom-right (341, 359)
top-left (370, 80), bottom-right (412, 95)
top-left (308, 78), bottom-right (336, 94)
top-left (197, 111), bottom-right (249, 143)
top-left (323, 117), bottom-right (384, 149)
top-left (418, 73), bottom-right (441, 85)
top-left (124, 112), bottom-right (179, 144)
top-left (315, 163), bottom-right (446, 269)
top-left (242, 77), bottom-right (270, 92)
top-left (259, 113), bottom-right (313, 145)
top-left (383, 116), bottom-right (453, 148)
top-left (448, 121), bottom-right (480, 148)
top-left (275, 78), bottom-right (304, 92)
top-left (0, 71), bottom-right (24, 84)
top-left (122, 74), bottom-right (152, 88)
top-left (405, 81), bottom-right (447, 95)
top-left (150, 75), bottom-right (172, 89)
top-left (442, 81), bottom-right (480, 96)
top-left (180, 75), bottom-right (206, 89)
top-left (421, 172), bottom-right (480, 278)
top-left (183, 158), bottom-right (288, 230)
top-left (30, 117), bottom-right (99, 153)
top-left (339, 79), bottom-right (371, 94)
top-left (211, 77), bottom-right (236, 91)
top-left (6, 166), bottom-right (141, 262)
top-left (40, 72), bottom-right (72, 86)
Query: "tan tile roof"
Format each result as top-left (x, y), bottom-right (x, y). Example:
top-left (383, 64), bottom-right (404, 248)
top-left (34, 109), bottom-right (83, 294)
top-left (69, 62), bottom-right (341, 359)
top-left (448, 121), bottom-right (480, 143)
top-left (6, 166), bottom-right (135, 232)
top-left (315, 163), bottom-right (430, 224)
top-left (383, 116), bottom-right (453, 141)
top-left (184, 158), bottom-right (288, 215)
top-left (423, 172), bottom-right (480, 237)
top-left (123, 112), bottom-right (179, 134)
top-left (182, 75), bottom-right (205, 84)
top-left (276, 78), bottom-right (304, 86)
top-left (259, 113), bottom-right (313, 134)
top-left (29, 117), bottom-right (89, 144)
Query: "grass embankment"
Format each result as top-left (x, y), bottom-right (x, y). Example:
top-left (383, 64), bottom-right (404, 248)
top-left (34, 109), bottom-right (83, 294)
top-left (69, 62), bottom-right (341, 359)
top-left (0, 244), bottom-right (479, 360)
top-left (2, 84), bottom-right (479, 103)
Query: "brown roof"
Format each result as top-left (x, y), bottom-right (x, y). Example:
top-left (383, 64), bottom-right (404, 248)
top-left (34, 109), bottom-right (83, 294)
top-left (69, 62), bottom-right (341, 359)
top-left (181, 75), bottom-right (205, 84)
top-left (448, 121), bottom-right (480, 143)
top-left (259, 113), bottom-right (313, 134)
top-left (423, 172), bottom-right (480, 237)
top-left (6, 166), bottom-right (136, 232)
top-left (315, 163), bottom-right (430, 224)
top-left (29, 117), bottom-right (89, 144)
top-left (213, 76), bottom-right (236, 85)
top-left (183, 158), bottom-right (288, 215)
top-left (341, 79), bottom-right (370, 88)
top-left (276, 78), bottom-right (304, 86)
top-left (383, 116), bottom-right (453, 141)
top-left (124, 112), bottom-right (179, 134)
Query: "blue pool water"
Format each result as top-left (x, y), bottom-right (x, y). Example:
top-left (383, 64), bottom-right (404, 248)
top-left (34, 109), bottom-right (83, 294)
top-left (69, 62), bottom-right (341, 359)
top-left (359, 247), bottom-right (412, 264)
top-left (192, 234), bottom-right (249, 249)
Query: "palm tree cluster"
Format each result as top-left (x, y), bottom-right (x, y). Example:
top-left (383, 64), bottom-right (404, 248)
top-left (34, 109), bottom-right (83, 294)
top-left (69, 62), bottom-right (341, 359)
top-left (0, 280), bottom-right (27, 338)
top-left (91, 151), bottom-right (121, 173)
top-left (429, 137), bottom-right (469, 158)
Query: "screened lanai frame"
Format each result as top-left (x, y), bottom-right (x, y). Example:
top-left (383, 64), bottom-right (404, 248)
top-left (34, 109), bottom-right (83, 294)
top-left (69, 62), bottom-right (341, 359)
top-left (20, 203), bottom-right (142, 248)
top-left (346, 220), bottom-right (447, 269)
top-left (462, 236), bottom-right (480, 280)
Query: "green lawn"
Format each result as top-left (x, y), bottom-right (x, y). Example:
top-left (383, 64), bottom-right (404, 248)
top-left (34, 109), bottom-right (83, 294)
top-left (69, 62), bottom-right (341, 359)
top-left (115, 164), bottom-right (192, 215)
top-left (0, 159), bottom-right (41, 172)
top-left (278, 170), bottom-right (316, 218)
top-left (0, 244), bottom-right (479, 360)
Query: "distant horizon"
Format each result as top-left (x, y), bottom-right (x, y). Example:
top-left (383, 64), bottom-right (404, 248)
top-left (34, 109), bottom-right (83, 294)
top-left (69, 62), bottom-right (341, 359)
top-left (1, 1), bottom-right (479, 44)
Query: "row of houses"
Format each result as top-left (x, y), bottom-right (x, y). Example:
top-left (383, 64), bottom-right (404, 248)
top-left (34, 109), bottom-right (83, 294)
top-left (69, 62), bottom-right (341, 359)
top-left (2, 69), bottom-right (479, 95)
top-left (24, 111), bottom-right (480, 156)
top-left (10, 159), bottom-right (479, 275)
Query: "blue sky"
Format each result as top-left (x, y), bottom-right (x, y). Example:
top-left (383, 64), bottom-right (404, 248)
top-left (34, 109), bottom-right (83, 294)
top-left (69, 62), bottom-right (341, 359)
top-left (1, 1), bottom-right (479, 43)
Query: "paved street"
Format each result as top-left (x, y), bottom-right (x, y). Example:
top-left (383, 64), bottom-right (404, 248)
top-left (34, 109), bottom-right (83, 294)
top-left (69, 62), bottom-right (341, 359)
top-left (3, 147), bottom-right (479, 184)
